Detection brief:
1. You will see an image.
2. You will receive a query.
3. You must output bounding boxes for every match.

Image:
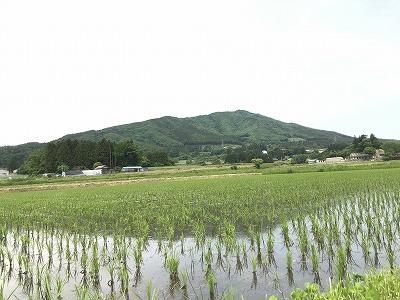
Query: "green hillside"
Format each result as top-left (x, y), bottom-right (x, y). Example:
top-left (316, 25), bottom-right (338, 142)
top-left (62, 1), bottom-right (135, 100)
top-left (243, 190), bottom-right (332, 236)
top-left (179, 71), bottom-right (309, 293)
top-left (0, 142), bottom-right (45, 171)
top-left (61, 110), bottom-right (352, 154)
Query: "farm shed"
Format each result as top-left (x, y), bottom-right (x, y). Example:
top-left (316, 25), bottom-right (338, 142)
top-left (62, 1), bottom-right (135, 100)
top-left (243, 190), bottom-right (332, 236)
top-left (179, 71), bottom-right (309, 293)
top-left (325, 157), bottom-right (344, 163)
top-left (121, 166), bottom-right (144, 172)
top-left (62, 169), bottom-right (102, 177)
top-left (307, 159), bottom-right (319, 164)
top-left (347, 153), bottom-right (372, 160)
top-left (0, 169), bottom-right (9, 178)
top-left (94, 165), bottom-right (112, 174)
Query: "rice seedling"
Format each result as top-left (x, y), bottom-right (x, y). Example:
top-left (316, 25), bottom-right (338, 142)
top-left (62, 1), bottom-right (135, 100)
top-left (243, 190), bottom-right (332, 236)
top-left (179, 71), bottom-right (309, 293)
top-left (251, 256), bottom-right (257, 273)
top-left (145, 278), bottom-right (158, 300)
top-left (335, 246), bottom-right (347, 283)
top-left (74, 283), bottom-right (93, 300)
top-left (43, 271), bottom-right (52, 300)
top-left (234, 243), bottom-right (243, 274)
top-left (207, 270), bottom-right (217, 299)
top-left (55, 275), bottom-right (67, 300)
top-left (119, 265), bottom-right (129, 296)
top-left (107, 261), bottom-right (116, 290)
top-left (90, 246), bottom-right (100, 287)
top-left (255, 231), bottom-right (262, 254)
top-left (286, 251), bottom-right (293, 271)
top-left (180, 269), bottom-right (188, 289)
top-left (248, 225), bottom-right (255, 250)
top-left (204, 246), bottom-right (213, 275)
top-left (360, 231), bottom-right (371, 265)
top-left (132, 245), bottom-right (143, 270)
top-left (281, 215), bottom-right (292, 248)
top-left (273, 270), bottom-right (282, 295)
top-left (386, 242), bottom-right (395, 270)
top-left (310, 244), bottom-right (319, 277)
top-left (166, 249), bottom-right (180, 279)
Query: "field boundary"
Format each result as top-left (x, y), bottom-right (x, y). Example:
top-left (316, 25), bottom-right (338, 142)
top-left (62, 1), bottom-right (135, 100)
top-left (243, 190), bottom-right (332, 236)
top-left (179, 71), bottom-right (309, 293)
top-left (0, 172), bottom-right (260, 194)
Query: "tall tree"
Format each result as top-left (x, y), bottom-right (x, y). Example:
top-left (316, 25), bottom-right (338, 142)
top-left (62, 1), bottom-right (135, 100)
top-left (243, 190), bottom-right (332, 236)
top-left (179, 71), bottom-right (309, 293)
top-left (146, 151), bottom-right (174, 166)
top-left (95, 138), bottom-right (113, 166)
top-left (18, 149), bottom-right (46, 175)
top-left (114, 140), bottom-right (141, 167)
top-left (43, 142), bottom-right (58, 172)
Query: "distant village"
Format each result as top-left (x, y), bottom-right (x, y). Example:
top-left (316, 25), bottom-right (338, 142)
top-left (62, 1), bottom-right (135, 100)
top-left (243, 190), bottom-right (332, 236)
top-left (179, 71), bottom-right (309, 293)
top-left (305, 148), bottom-right (389, 164)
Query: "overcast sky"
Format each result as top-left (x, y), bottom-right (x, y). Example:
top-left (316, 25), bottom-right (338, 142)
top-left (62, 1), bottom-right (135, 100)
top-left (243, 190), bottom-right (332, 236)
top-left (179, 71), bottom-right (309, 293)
top-left (1, 0), bottom-right (399, 146)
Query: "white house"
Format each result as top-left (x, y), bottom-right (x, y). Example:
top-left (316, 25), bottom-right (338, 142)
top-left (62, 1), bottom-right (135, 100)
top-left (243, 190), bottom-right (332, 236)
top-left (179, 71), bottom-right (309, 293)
top-left (325, 157), bottom-right (344, 163)
top-left (121, 166), bottom-right (144, 172)
top-left (0, 169), bottom-right (9, 178)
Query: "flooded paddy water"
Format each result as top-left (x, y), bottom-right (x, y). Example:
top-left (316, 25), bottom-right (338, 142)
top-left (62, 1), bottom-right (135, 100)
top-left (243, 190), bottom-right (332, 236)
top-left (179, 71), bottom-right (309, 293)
top-left (1, 169), bottom-right (400, 299)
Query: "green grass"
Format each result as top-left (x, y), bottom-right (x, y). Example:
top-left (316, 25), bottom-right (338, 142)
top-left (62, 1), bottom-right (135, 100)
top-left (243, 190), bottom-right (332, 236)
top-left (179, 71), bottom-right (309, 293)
top-left (289, 269), bottom-right (400, 299)
top-left (260, 159), bottom-right (400, 175)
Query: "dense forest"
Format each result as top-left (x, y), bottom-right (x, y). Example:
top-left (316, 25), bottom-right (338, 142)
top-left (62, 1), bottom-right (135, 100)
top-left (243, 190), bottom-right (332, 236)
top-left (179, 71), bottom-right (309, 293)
top-left (0, 143), bottom-right (45, 172)
top-left (60, 110), bottom-right (354, 154)
top-left (17, 139), bottom-right (174, 175)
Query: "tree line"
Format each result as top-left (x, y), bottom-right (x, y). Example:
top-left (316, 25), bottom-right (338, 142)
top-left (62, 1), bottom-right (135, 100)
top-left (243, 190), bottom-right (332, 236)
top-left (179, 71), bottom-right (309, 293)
top-left (18, 138), bottom-right (174, 175)
top-left (291, 134), bottom-right (400, 164)
top-left (220, 134), bottom-right (400, 165)
top-left (0, 143), bottom-right (45, 172)
top-left (3, 134), bottom-right (400, 175)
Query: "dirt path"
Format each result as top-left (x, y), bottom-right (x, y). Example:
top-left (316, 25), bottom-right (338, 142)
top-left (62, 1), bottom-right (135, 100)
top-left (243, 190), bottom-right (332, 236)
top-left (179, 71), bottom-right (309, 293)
top-left (0, 172), bottom-right (259, 194)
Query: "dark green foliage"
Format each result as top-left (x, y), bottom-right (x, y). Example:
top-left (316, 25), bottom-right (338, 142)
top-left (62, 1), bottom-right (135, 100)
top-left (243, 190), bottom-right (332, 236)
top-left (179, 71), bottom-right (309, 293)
top-left (352, 134), bottom-right (381, 153)
top-left (145, 151), bottom-right (174, 167)
top-left (18, 139), bottom-right (138, 174)
top-left (251, 158), bottom-right (263, 169)
top-left (39, 139), bottom-right (114, 173)
top-left (0, 142), bottom-right (45, 172)
top-left (291, 154), bottom-right (308, 165)
top-left (17, 149), bottom-right (46, 175)
top-left (95, 139), bottom-right (113, 167)
top-left (381, 141), bottom-right (400, 158)
top-left (114, 140), bottom-right (141, 167)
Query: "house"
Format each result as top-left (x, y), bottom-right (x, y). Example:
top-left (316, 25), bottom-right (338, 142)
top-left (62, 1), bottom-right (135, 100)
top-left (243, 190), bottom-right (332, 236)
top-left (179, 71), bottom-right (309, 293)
top-left (347, 153), bottom-right (372, 161)
top-left (62, 170), bottom-right (86, 177)
top-left (325, 157), bottom-right (344, 163)
top-left (94, 165), bottom-right (112, 174)
top-left (0, 169), bottom-right (9, 178)
top-left (121, 166), bottom-right (144, 172)
top-left (62, 169), bottom-right (102, 177)
top-left (374, 149), bottom-right (385, 160)
top-left (307, 159), bottom-right (319, 164)
top-left (391, 153), bottom-right (400, 160)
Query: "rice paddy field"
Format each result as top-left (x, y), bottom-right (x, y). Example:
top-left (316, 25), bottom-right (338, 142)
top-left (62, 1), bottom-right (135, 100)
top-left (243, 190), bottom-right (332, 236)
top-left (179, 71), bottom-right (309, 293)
top-left (0, 166), bottom-right (400, 299)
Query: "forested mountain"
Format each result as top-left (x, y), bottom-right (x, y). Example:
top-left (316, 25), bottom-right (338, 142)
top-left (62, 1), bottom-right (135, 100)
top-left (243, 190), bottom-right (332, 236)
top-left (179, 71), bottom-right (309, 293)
top-left (61, 110), bottom-right (353, 155)
top-left (1, 111), bottom-right (356, 172)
